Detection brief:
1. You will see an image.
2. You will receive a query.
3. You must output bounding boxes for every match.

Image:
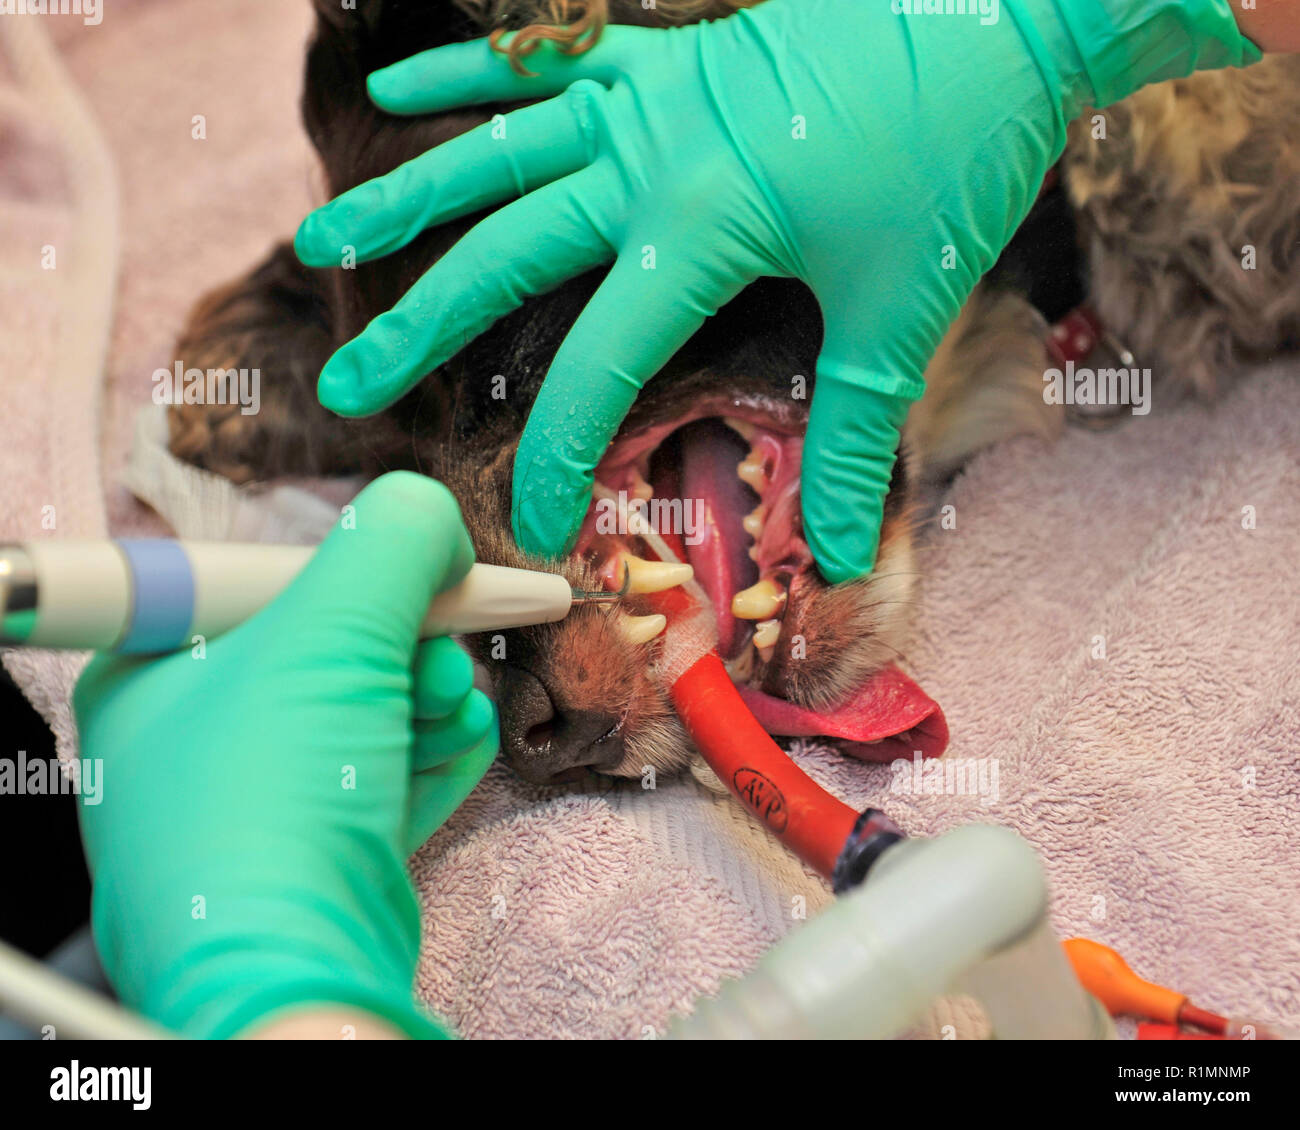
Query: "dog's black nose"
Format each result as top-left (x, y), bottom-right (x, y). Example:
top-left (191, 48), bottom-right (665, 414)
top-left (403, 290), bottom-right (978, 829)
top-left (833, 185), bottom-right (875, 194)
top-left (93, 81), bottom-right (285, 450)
top-left (496, 666), bottom-right (624, 785)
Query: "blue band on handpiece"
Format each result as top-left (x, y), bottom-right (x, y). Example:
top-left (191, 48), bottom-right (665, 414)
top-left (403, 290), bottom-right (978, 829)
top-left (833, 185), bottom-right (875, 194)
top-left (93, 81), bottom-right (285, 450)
top-left (116, 540), bottom-right (196, 654)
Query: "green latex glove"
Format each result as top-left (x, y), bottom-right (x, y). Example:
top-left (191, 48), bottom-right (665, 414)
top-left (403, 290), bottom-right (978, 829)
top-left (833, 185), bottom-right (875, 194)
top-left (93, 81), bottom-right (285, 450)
top-left (73, 473), bottom-right (498, 1039)
top-left (295, 0), bottom-right (1259, 583)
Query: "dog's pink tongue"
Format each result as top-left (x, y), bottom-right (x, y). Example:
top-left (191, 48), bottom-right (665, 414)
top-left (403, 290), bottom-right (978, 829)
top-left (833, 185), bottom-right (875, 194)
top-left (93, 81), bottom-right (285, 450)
top-left (677, 420), bottom-right (759, 659)
top-left (736, 665), bottom-right (948, 762)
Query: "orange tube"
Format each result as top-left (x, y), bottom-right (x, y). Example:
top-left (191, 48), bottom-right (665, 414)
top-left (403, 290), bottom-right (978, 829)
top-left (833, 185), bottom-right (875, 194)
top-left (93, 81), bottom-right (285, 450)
top-left (670, 652), bottom-right (902, 889)
top-left (1064, 938), bottom-right (1185, 1022)
top-left (1064, 938), bottom-right (1230, 1034)
top-left (646, 534), bottom-right (902, 890)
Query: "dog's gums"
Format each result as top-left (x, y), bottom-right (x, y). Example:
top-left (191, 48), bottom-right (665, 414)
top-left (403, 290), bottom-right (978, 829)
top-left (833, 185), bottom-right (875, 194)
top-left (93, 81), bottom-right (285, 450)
top-left (580, 398), bottom-right (808, 660)
top-left (566, 392), bottom-right (954, 780)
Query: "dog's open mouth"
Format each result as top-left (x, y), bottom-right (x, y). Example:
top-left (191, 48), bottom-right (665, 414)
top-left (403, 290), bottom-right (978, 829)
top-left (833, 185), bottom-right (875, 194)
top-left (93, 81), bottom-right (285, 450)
top-left (573, 394), bottom-right (947, 761)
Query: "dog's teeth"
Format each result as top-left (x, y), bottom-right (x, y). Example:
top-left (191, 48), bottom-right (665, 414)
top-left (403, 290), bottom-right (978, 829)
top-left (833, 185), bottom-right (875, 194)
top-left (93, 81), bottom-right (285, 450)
top-left (753, 617), bottom-right (780, 664)
top-left (724, 417), bottom-right (756, 442)
top-left (725, 645), bottom-right (755, 682)
top-left (742, 504), bottom-right (766, 540)
top-left (731, 578), bottom-right (786, 620)
top-left (737, 450), bottom-right (768, 493)
top-left (621, 553), bottom-right (693, 594)
top-left (627, 467), bottom-right (654, 501)
top-left (618, 612), bottom-right (667, 645)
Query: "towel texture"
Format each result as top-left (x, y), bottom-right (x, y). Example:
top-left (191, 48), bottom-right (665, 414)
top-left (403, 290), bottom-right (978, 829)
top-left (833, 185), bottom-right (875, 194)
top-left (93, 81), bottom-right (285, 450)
top-left (5, 0), bottom-right (1296, 1039)
top-left (0, 10), bottom-right (117, 757)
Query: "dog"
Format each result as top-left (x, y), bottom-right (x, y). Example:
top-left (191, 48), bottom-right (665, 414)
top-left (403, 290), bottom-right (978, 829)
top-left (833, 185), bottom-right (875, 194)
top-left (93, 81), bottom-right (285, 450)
top-left (166, 0), bottom-right (1300, 785)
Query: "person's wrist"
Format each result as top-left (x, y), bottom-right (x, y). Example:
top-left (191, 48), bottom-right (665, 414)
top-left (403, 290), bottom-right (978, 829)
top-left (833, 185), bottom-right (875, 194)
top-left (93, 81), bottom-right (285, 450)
top-left (148, 941), bottom-right (445, 1040)
top-left (1017, 0), bottom-right (1264, 114)
top-left (224, 984), bottom-right (449, 1041)
top-left (244, 1006), bottom-right (409, 1040)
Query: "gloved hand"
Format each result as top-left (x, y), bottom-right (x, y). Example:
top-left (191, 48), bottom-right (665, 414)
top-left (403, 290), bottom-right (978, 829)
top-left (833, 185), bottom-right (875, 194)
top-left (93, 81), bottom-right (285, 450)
top-left (73, 473), bottom-right (498, 1039)
top-left (295, 0), bottom-right (1259, 583)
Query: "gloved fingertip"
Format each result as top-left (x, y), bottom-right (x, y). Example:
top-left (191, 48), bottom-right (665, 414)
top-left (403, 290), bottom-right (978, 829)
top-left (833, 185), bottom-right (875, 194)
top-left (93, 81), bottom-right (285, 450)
top-left (412, 690), bottom-right (498, 770)
top-left (355, 471), bottom-right (465, 532)
top-left (317, 353), bottom-right (374, 419)
top-left (426, 689), bottom-right (497, 754)
top-left (413, 636), bottom-right (476, 720)
top-left (458, 718), bottom-right (501, 774)
top-left (367, 67), bottom-right (412, 112)
top-left (510, 494), bottom-right (579, 561)
top-left (292, 212), bottom-right (341, 269)
top-left (510, 451), bottom-right (590, 560)
top-left (461, 689), bottom-right (497, 744)
top-left (292, 217), bottom-right (316, 264)
top-left (804, 504), bottom-right (882, 586)
top-left (810, 546), bottom-right (860, 586)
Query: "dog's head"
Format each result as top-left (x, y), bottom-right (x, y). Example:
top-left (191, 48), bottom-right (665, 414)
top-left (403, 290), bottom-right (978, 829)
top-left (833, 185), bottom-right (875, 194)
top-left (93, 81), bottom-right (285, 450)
top-left (303, 0), bottom-right (942, 784)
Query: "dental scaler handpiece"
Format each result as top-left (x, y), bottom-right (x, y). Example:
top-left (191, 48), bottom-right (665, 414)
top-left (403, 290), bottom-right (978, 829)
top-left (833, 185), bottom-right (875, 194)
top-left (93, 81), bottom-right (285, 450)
top-left (0, 540), bottom-right (625, 654)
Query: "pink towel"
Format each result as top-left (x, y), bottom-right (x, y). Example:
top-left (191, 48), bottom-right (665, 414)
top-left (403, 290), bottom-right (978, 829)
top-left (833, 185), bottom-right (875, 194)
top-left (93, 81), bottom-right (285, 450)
top-left (0, 11), bottom-right (117, 756)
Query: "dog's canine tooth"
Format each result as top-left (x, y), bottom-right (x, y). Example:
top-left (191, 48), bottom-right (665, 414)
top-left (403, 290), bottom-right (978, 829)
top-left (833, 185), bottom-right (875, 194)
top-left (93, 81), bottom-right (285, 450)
top-left (724, 417), bottom-right (756, 442)
top-left (737, 450), bottom-right (768, 493)
top-left (620, 553), bottom-right (693, 594)
top-left (618, 612), bottom-right (668, 645)
top-left (742, 504), bottom-right (766, 539)
top-left (731, 578), bottom-right (786, 620)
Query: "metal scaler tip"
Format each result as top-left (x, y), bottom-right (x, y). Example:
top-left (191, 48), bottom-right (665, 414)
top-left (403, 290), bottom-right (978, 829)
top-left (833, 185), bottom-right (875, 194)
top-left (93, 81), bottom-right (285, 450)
top-left (569, 562), bottom-right (631, 606)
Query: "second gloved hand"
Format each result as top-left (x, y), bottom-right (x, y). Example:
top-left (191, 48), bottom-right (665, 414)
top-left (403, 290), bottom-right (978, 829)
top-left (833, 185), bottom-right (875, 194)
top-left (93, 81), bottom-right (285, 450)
top-left (296, 0), bottom-right (1259, 582)
top-left (74, 473), bottom-right (498, 1039)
